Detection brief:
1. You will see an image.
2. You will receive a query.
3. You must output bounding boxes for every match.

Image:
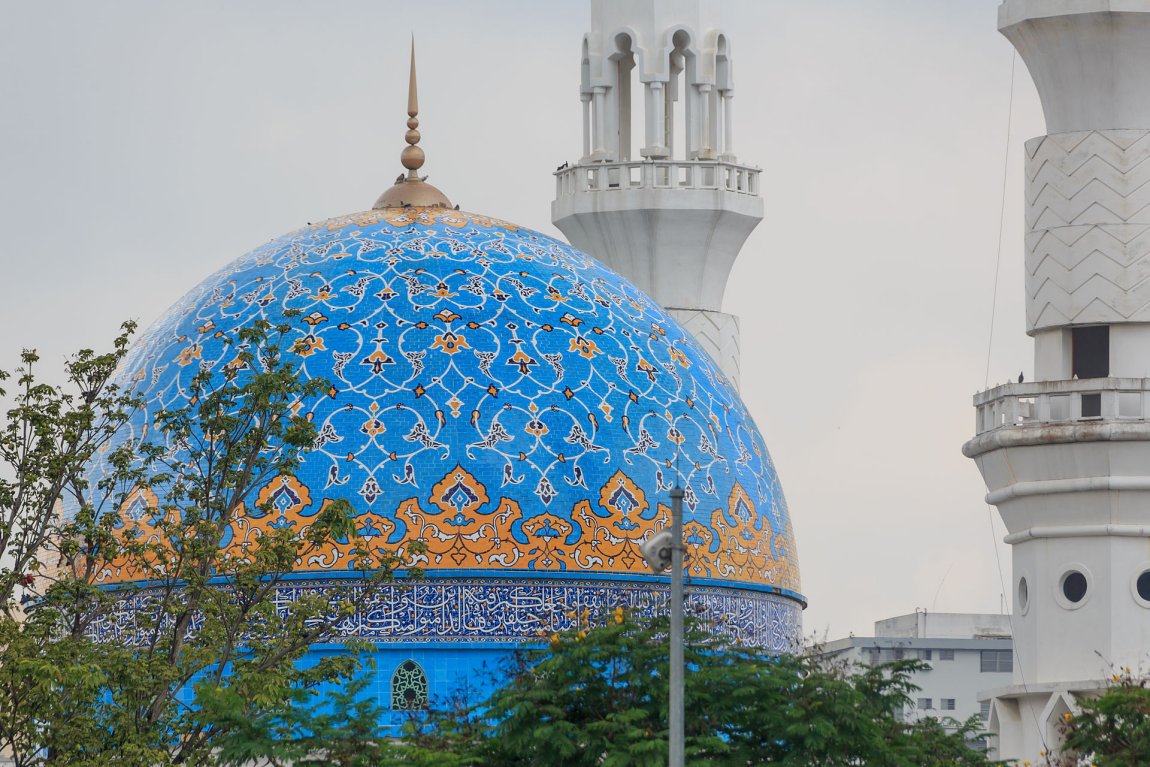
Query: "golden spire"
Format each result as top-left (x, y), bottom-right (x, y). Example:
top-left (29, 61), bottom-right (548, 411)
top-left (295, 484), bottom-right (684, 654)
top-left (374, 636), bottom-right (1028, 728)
top-left (401, 37), bottom-right (423, 179)
top-left (374, 37), bottom-right (452, 210)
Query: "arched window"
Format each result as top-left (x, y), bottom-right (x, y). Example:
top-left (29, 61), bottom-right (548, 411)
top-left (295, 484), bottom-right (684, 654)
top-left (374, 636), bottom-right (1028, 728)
top-left (391, 659), bottom-right (429, 711)
top-left (668, 29), bottom-right (695, 160)
top-left (612, 32), bottom-right (637, 161)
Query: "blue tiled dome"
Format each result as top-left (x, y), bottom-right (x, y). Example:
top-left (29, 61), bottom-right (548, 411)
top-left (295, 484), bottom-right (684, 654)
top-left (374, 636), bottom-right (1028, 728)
top-left (96, 206), bottom-right (803, 720)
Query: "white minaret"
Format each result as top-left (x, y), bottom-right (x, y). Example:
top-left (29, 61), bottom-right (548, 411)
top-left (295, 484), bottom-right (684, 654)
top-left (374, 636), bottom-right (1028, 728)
top-left (551, 0), bottom-right (762, 390)
top-left (964, 1), bottom-right (1150, 761)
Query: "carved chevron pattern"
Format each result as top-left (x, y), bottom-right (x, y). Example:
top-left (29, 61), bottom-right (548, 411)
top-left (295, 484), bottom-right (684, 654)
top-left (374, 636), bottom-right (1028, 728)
top-left (1025, 130), bottom-right (1150, 330)
top-left (667, 309), bottom-right (741, 391)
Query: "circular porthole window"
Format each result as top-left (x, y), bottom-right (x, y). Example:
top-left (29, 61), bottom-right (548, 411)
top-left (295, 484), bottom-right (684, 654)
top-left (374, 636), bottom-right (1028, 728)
top-left (1061, 570), bottom-right (1088, 605)
top-left (1132, 568), bottom-right (1150, 608)
top-left (1018, 577), bottom-right (1029, 614)
top-left (1139, 572), bottom-right (1150, 601)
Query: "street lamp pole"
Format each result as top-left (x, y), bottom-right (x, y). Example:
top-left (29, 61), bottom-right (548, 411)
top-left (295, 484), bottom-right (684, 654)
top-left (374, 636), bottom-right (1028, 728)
top-left (669, 484), bottom-right (685, 767)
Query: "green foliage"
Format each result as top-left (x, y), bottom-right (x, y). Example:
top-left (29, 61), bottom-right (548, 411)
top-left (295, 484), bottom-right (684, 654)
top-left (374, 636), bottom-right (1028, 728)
top-left (0, 322), bottom-right (1001, 766)
top-left (1046, 669), bottom-right (1150, 767)
top-left (0, 323), bottom-right (138, 611)
top-left (0, 319), bottom-right (418, 766)
top-left (408, 612), bottom-right (1001, 767)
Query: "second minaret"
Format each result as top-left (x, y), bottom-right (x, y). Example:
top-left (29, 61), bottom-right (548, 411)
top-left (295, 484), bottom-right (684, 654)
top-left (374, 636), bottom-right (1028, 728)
top-left (551, 0), bottom-right (763, 391)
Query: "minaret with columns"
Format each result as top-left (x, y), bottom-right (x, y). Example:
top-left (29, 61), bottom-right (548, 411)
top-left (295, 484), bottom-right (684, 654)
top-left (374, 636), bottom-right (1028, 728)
top-left (964, 1), bottom-right (1150, 761)
top-left (551, 0), bottom-right (762, 390)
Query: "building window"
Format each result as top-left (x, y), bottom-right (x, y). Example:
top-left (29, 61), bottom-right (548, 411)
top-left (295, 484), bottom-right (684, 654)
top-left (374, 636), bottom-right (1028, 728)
top-left (980, 650), bottom-right (1012, 673)
top-left (870, 647), bottom-right (908, 663)
top-left (980, 701), bottom-right (992, 721)
top-left (1072, 325), bottom-right (1109, 379)
top-left (917, 698), bottom-right (933, 710)
top-left (938, 649), bottom-right (955, 661)
top-left (391, 659), bottom-right (429, 711)
top-left (941, 698), bottom-right (956, 711)
top-left (920, 649), bottom-right (932, 661)
top-left (1081, 392), bottom-right (1102, 418)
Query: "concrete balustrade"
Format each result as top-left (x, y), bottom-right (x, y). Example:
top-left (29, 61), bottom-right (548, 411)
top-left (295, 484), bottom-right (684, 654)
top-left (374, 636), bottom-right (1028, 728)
top-left (973, 378), bottom-right (1150, 435)
top-left (555, 159), bottom-right (760, 197)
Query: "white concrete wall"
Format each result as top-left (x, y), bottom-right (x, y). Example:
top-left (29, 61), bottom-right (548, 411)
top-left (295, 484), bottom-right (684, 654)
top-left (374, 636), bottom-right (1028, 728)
top-left (1024, 131), bottom-right (1150, 335)
top-left (1000, 1), bottom-right (1150, 134)
top-left (969, 425), bottom-right (1150, 687)
top-left (874, 612), bottom-right (1011, 640)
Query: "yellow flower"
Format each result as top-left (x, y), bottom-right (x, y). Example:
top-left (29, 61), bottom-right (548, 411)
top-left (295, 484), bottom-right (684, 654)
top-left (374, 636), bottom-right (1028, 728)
top-left (613, 606), bottom-right (625, 625)
top-left (1063, 712), bottom-right (1072, 721)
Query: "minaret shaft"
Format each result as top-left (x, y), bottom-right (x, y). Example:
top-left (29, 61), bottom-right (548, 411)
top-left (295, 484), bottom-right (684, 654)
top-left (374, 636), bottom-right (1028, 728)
top-left (966, 3), bottom-right (1150, 762)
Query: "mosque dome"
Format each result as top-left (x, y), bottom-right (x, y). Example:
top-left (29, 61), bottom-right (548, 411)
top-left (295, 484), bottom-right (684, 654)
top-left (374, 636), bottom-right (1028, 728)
top-left (89, 43), bottom-right (802, 718)
top-left (101, 205), bottom-right (802, 609)
top-left (92, 206), bottom-right (802, 714)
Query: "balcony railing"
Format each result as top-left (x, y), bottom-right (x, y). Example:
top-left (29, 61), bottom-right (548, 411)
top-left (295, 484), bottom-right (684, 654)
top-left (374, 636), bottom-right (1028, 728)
top-left (973, 378), bottom-right (1150, 436)
top-left (554, 159), bottom-right (761, 197)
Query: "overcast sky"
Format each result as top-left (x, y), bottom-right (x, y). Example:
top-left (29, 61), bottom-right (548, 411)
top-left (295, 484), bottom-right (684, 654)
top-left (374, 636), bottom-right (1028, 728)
top-left (0, 0), bottom-right (1046, 639)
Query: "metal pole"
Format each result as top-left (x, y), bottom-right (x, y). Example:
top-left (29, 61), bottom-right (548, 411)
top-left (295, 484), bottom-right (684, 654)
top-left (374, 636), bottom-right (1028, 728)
top-left (670, 485), bottom-right (685, 767)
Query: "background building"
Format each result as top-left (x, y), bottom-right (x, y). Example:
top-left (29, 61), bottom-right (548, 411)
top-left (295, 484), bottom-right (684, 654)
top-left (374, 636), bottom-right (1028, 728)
top-left (820, 611), bottom-right (1012, 733)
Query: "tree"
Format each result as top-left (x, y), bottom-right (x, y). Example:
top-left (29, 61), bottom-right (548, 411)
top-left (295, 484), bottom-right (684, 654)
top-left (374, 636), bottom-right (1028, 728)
top-left (0, 325), bottom-right (140, 764)
top-left (0, 324), bottom-right (138, 612)
top-left (407, 610), bottom-right (1000, 767)
top-left (0, 317), bottom-right (416, 766)
top-left (1045, 669), bottom-right (1150, 767)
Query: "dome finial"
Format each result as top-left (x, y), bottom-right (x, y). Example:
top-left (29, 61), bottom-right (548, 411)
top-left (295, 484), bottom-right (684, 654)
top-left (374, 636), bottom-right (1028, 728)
top-left (401, 36), bottom-right (424, 179)
top-left (374, 36), bottom-right (453, 210)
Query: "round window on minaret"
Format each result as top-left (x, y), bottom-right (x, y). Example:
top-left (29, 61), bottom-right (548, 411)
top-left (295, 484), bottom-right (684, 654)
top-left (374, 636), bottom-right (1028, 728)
top-left (1136, 571), bottom-right (1150, 605)
top-left (1061, 571), bottom-right (1088, 604)
top-left (1018, 577), bottom-right (1029, 614)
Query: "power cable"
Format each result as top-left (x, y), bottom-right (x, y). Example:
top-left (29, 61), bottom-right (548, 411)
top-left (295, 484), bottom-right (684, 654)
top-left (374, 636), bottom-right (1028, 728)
top-left (980, 47), bottom-right (1050, 758)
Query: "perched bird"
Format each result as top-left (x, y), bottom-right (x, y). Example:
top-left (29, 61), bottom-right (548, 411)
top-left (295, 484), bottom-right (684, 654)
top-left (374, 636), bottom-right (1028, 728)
top-left (1018, 371), bottom-right (1025, 383)
top-left (556, 161), bottom-right (569, 171)
top-left (395, 174), bottom-right (405, 184)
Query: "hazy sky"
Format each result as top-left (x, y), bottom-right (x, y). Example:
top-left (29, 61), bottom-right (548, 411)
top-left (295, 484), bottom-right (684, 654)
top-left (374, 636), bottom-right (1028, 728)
top-left (0, 0), bottom-right (1046, 639)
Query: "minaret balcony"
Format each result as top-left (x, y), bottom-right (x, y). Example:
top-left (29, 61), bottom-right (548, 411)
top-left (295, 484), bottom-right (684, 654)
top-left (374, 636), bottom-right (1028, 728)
top-left (971, 378), bottom-right (1150, 438)
top-left (554, 159), bottom-right (760, 198)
